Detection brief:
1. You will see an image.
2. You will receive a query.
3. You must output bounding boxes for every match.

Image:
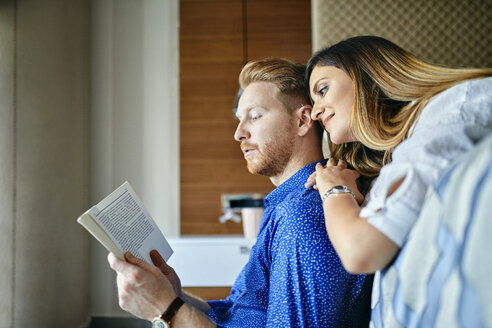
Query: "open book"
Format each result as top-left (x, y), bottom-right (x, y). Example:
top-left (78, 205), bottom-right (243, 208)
top-left (77, 181), bottom-right (173, 264)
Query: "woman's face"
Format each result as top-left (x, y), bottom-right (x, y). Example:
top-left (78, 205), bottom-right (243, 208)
top-left (309, 65), bottom-right (357, 144)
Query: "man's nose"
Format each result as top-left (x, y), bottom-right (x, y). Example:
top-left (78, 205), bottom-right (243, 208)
top-left (234, 121), bottom-right (250, 142)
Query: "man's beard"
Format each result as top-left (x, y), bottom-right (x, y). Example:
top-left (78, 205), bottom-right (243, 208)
top-left (244, 131), bottom-right (295, 178)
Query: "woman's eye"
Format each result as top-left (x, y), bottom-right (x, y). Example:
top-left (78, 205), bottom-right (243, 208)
top-left (318, 86), bottom-right (328, 95)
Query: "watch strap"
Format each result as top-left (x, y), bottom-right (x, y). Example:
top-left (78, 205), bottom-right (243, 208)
top-left (161, 296), bottom-right (184, 323)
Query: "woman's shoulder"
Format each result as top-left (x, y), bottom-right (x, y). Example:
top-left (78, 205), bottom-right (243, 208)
top-left (417, 76), bottom-right (492, 128)
top-left (434, 76), bottom-right (492, 103)
top-left (462, 76), bottom-right (492, 101)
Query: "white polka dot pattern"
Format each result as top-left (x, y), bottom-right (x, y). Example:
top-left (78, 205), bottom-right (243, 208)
top-left (207, 161), bottom-right (372, 327)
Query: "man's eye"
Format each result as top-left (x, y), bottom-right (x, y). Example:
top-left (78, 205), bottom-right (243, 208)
top-left (250, 114), bottom-right (261, 121)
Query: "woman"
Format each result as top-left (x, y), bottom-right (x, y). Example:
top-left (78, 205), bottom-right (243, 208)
top-left (305, 35), bottom-right (492, 274)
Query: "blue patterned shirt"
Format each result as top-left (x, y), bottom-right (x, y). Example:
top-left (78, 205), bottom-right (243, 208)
top-left (207, 161), bottom-right (372, 327)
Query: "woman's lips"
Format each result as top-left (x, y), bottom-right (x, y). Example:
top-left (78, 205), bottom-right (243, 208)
top-left (323, 113), bottom-right (335, 128)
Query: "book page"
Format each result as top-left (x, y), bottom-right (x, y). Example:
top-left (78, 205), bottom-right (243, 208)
top-left (88, 181), bottom-right (173, 264)
top-left (77, 211), bottom-right (125, 260)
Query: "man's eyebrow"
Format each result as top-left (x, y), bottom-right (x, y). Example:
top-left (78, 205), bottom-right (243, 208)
top-left (235, 106), bottom-right (253, 121)
top-left (234, 110), bottom-right (246, 121)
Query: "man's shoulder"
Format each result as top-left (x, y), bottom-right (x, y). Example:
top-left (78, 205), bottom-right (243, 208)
top-left (266, 185), bottom-right (339, 263)
top-left (279, 184), bottom-right (321, 207)
top-left (271, 186), bottom-right (324, 226)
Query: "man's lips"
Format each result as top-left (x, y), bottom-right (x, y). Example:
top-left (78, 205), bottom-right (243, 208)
top-left (242, 148), bottom-right (256, 157)
top-left (241, 144), bottom-right (258, 158)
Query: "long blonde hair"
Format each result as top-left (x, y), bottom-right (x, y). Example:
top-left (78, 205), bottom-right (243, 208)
top-left (306, 36), bottom-right (492, 177)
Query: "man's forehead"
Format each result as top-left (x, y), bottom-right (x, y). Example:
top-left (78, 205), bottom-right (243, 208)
top-left (241, 81), bottom-right (278, 101)
top-left (236, 82), bottom-right (281, 114)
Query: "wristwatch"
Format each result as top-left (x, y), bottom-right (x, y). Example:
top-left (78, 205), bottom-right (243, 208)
top-left (322, 185), bottom-right (357, 203)
top-left (152, 297), bottom-right (184, 328)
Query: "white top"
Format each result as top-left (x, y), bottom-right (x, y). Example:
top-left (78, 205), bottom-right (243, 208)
top-left (360, 76), bottom-right (492, 246)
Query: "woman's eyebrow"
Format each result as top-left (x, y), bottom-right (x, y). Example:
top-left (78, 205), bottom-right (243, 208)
top-left (311, 80), bottom-right (320, 94)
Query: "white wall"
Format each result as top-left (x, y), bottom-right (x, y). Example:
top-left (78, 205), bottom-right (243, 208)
top-left (0, 0), bottom-right (89, 327)
top-left (89, 0), bottom-right (180, 316)
top-left (0, 2), bottom-right (16, 325)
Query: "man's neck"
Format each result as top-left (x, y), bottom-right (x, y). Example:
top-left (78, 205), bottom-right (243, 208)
top-left (269, 152), bottom-right (323, 187)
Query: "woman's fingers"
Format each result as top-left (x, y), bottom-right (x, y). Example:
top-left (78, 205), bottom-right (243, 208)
top-left (337, 159), bottom-right (347, 168)
top-left (308, 160), bottom-right (361, 195)
top-left (305, 170), bottom-right (318, 188)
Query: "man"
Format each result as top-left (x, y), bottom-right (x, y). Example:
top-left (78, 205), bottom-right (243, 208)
top-left (108, 58), bottom-right (371, 327)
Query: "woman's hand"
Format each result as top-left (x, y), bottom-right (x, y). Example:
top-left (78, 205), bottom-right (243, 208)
top-left (305, 171), bottom-right (318, 190)
top-left (307, 159), bottom-right (399, 274)
top-left (310, 158), bottom-right (364, 204)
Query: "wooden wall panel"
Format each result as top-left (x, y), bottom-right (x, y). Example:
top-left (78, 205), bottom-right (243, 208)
top-left (180, 0), bottom-right (273, 235)
top-left (246, 0), bottom-right (312, 62)
top-left (183, 287), bottom-right (231, 301)
top-left (180, 0), bottom-right (312, 235)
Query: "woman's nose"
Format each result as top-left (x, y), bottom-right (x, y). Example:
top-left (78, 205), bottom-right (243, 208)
top-left (311, 102), bottom-right (324, 121)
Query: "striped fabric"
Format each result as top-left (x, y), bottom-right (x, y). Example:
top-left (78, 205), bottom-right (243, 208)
top-left (371, 133), bottom-right (492, 328)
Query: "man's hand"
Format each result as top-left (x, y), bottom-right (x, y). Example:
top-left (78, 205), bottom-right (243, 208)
top-left (108, 252), bottom-right (178, 321)
top-left (150, 249), bottom-right (182, 297)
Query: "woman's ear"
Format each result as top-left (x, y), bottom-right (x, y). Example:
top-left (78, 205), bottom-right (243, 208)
top-left (296, 104), bottom-right (314, 137)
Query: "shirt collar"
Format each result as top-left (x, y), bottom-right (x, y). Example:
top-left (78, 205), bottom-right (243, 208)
top-left (264, 160), bottom-right (325, 208)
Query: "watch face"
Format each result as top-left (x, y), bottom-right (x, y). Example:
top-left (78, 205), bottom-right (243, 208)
top-left (152, 318), bottom-right (169, 328)
top-left (333, 185), bottom-right (347, 192)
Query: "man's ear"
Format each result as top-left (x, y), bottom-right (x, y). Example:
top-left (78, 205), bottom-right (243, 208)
top-left (295, 104), bottom-right (314, 137)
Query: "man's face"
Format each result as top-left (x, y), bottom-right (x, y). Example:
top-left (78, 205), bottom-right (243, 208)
top-left (234, 82), bottom-right (297, 177)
